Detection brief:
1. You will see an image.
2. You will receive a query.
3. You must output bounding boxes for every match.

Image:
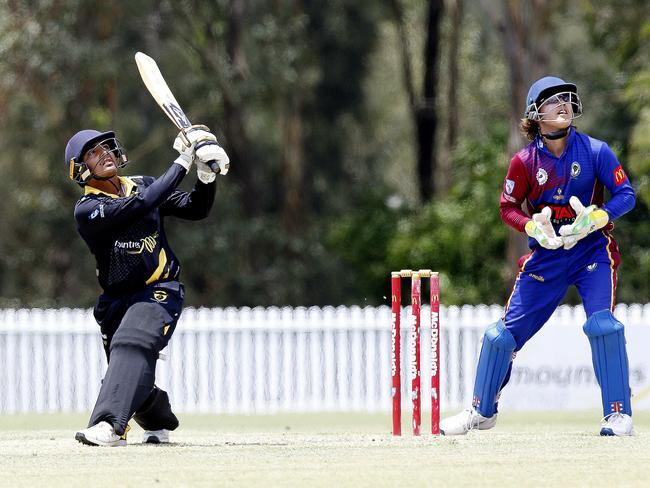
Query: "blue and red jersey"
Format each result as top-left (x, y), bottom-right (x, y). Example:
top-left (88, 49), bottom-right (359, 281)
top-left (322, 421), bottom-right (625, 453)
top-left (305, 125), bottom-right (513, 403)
top-left (499, 128), bottom-right (635, 248)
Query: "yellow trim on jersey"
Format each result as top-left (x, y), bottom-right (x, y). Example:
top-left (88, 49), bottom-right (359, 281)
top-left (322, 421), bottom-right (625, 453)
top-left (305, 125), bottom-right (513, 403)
top-left (604, 233), bottom-right (616, 311)
top-left (145, 248), bottom-right (167, 285)
top-left (84, 176), bottom-right (137, 198)
top-left (503, 251), bottom-right (536, 317)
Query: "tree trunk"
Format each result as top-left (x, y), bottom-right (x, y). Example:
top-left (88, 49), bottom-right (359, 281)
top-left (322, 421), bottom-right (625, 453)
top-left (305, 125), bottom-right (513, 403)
top-left (417, 0), bottom-right (444, 202)
top-left (482, 0), bottom-right (558, 279)
top-left (390, 0), bottom-right (444, 203)
top-left (436, 0), bottom-right (463, 197)
top-left (280, 67), bottom-right (306, 234)
top-left (222, 0), bottom-right (260, 216)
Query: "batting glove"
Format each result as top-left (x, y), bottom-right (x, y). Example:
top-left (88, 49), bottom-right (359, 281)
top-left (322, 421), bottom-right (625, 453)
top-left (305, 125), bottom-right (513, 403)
top-left (525, 206), bottom-right (563, 250)
top-left (173, 132), bottom-right (196, 171)
top-left (173, 125), bottom-right (216, 171)
top-left (558, 196), bottom-right (609, 250)
top-left (196, 160), bottom-right (216, 184)
top-left (196, 142), bottom-right (230, 176)
top-left (182, 125), bottom-right (230, 176)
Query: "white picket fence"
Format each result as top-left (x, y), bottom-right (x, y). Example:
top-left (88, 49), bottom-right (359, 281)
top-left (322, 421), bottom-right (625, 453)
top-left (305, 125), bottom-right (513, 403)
top-left (0, 304), bottom-right (649, 414)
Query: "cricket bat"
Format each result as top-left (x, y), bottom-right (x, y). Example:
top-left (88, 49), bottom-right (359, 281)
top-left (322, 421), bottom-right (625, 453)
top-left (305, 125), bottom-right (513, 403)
top-left (134, 51), bottom-right (220, 173)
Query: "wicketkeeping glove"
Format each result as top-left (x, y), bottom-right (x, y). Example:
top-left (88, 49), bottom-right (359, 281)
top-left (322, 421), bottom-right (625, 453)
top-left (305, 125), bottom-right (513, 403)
top-left (558, 196), bottom-right (609, 250)
top-left (525, 206), bottom-right (563, 250)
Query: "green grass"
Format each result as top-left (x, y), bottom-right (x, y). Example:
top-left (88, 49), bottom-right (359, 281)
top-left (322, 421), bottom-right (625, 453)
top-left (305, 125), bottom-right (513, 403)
top-left (1, 412), bottom-right (649, 487)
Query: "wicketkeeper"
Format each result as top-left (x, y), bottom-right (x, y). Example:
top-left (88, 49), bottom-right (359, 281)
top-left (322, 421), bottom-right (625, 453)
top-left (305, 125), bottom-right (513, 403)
top-left (440, 76), bottom-right (636, 436)
top-left (65, 125), bottom-right (228, 446)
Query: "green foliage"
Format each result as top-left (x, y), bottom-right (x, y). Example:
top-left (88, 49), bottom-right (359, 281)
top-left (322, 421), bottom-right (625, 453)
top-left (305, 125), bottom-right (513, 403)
top-left (325, 187), bottom-right (407, 305)
top-left (387, 130), bottom-right (509, 304)
top-left (325, 128), bottom-right (510, 306)
top-left (0, 1), bottom-right (648, 307)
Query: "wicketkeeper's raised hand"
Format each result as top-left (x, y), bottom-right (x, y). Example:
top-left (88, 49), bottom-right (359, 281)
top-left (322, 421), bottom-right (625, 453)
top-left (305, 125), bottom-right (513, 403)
top-left (559, 196), bottom-right (609, 250)
top-left (525, 206), bottom-right (563, 250)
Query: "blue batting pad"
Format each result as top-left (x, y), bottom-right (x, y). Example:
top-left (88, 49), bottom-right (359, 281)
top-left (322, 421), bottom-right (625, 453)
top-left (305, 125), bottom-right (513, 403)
top-left (583, 310), bottom-right (632, 416)
top-left (472, 320), bottom-right (516, 417)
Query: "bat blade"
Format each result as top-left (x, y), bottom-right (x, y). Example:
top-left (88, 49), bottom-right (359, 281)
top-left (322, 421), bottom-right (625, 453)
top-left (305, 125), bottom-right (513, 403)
top-left (135, 51), bottom-right (191, 130)
top-left (135, 51), bottom-right (222, 175)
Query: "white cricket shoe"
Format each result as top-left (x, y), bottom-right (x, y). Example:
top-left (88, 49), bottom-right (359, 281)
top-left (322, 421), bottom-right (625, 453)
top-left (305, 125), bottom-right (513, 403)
top-left (600, 413), bottom-right (635, 436)
top-left (75, 421), bottom-right (127, 447)
top-left (440, 408), bottom-right (497, 436)
top-left (143, 429), bottom-right (170, 444)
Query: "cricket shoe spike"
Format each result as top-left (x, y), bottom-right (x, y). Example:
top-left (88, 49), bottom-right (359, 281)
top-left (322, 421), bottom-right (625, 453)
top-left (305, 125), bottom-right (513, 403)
top-left (440, 408), bottom-right (497, 436)
top-left (75, 421), bottom-right (128, 447)
top-left (600, 413), bottom-right (635, 437)
top-left (143, 429), bottom-right (170, 444)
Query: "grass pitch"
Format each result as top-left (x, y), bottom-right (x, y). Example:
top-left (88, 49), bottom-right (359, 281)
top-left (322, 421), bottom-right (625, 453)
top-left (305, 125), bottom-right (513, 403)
top-left (1, 411), bottom-right (649, 487)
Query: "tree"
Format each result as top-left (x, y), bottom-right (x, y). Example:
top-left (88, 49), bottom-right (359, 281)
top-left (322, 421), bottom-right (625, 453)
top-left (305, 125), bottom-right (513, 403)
top-left (436, 0), bottom-right (464, 197)
top-left (390, 0), bottom-right (444, 202)
top-left (478, 0), bottom-right (561, 278)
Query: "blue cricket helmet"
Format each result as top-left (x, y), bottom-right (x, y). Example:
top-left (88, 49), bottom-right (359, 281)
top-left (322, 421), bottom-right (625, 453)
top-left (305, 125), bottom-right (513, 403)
top-left (65, 129), bottom-right (128, 184)
top-left (524, 76), bottom-right (581, 120)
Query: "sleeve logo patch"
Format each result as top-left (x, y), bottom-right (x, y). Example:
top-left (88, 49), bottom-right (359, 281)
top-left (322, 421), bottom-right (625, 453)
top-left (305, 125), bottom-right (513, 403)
top-left (613, 165), bottom-right (627, 186)
top-left (89, 204), bottom-right (105, 220)
top-left (505, 179), bottom-right (515, 194)
top-left (535, 168), bottom-right (548, 185)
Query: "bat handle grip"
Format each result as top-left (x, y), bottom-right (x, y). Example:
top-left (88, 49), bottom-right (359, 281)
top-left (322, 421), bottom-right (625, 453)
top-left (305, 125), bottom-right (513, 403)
top-left (207, 160), bottom-right (220, 174)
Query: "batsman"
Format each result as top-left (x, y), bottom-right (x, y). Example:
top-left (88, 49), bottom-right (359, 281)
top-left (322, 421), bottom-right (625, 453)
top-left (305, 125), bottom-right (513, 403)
top-left (65, 124), bottom-right (228, 446)
top-left (440, 76), bottom-right (636, 436)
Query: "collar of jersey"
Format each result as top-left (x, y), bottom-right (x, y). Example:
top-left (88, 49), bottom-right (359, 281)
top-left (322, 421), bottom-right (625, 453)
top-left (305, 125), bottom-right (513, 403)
top-left (535, 127), bottom-right (575, 158)
top-left (84, 176), bottom-right (137, 198)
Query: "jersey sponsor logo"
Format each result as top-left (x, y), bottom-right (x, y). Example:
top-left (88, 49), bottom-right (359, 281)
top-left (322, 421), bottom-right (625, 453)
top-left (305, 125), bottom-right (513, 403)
top-left (586, 262), bottom-right (597, 272)
top-left (505, 179), bottom-right (515, 195)
top-left (613, 165), bottom-right (627, 186)
top-left (529, 273), bottom-right (545, 282)
top-left (114, 231), bottom-right (159, 254)
top-left (570, 162), bottom-right (581, 178)
top-left (539, 203), bottom-right (577, 225)
top-left (503, 193), bottom-right (518, 203)
top-left (536, 168), bottom-right (548, 186)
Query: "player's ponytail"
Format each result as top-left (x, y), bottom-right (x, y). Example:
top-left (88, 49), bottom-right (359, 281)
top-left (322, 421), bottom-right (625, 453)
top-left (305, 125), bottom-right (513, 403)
top-left (519, 118), bottom-right (539, 141)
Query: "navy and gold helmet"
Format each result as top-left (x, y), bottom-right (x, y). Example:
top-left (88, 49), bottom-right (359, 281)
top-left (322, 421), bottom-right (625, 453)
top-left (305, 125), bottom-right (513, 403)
top-left (65, 129), bottom-right (129, 184)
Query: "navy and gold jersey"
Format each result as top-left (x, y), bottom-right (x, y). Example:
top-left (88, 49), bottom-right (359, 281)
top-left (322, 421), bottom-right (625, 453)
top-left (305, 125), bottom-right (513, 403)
top-left (74, 163), bottom-right (215, 296)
